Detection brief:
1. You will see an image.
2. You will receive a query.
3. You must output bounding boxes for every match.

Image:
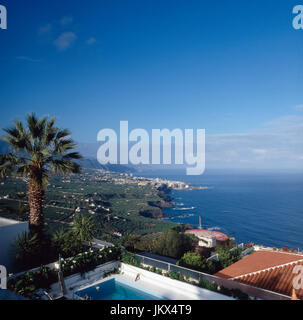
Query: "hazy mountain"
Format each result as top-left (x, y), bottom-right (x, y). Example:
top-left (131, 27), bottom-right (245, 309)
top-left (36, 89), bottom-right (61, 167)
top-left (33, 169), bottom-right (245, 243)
top-left (0, 140), bottom-right (135, 173)
top-left (0, 140), bottom-right (9, 154)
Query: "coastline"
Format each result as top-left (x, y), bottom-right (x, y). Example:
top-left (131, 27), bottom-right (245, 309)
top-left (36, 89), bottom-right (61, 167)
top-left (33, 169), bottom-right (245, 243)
top-left (153, 179), bottom-right (208, 222)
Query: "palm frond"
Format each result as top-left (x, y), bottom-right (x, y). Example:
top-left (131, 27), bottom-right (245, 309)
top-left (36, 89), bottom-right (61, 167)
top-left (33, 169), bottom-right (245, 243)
top-left (3, 127), bottom-right (20, 139)
top-left (15, 164), bottom-right (32, 178)
top-left (49, 159), bottom-right (81, 174)
top-left (41, 117), bottom-right (59, 146)
top-left (27, 112), bottom-right (40, 139)
top-left (62, 152), bottom-right (82, 160)
top-left (13, 120), bottom-right (33, 153)
top-left (55, 128), bottom-right (71, 141)
top-left (0, 154), bottom-right (29, 179)
top-left (54, 138), bottom-right (77, 154)
top-left (0, 153), bottom-right (24, 166)
top-left (0, 165), bottom-right (13, 178)
top-left (3, 122), bottom-right (31, 153)
top-left (2, 114), bottom-right (82, 181)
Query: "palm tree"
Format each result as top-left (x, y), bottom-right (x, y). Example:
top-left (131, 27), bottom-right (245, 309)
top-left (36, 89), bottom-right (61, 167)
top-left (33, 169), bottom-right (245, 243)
top-left (0, 113), bottom-right (82, 237)
top-left (73, 214), bottom-right (96, 244)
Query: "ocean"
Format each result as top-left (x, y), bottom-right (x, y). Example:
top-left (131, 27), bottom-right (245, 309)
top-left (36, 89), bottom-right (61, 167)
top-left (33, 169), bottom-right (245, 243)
top-left (136, 170), bottom-right (303, 250)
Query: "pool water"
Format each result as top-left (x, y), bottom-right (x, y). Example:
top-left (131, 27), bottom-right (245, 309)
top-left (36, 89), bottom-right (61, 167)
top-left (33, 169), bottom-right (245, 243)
top-left (74, 278), bottom-right (164, 300)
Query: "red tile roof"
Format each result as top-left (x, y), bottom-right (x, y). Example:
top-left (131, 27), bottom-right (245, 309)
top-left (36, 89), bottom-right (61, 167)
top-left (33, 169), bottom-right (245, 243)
top-left (215, 250), bottom-right (303, 299)
top-left (234, 261), bottom-right (303, 299)
top-left (185, 229), bottom-right (229, 242)
top-left (215, 250), bottom-right (303, 278)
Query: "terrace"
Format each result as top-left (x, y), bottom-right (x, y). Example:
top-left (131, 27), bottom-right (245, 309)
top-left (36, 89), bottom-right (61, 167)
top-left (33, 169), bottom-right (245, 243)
top-left (68, 263), bottom-right (234, 300)
top-left (6, 246), bottom-right (236, 300)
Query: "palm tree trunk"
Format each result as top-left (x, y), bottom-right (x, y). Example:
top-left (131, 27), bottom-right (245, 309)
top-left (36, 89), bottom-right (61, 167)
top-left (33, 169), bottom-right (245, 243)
top-left (28, 170), bottom-right (45, 237)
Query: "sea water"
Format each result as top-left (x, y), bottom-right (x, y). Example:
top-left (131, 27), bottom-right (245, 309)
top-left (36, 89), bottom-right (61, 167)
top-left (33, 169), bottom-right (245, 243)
top-left (138, 170), bottom-right (303, 250)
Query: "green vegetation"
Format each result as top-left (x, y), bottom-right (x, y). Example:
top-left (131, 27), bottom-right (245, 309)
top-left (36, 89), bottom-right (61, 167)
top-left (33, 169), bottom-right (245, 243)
top-left (121, 250), bottom-right (249, 300)
top-left (60, 246), bottom-right (121, 276)
top-left (52, 229), bottom-right (85, 259)
top-left (151, 229), bottom-right (197, 259)
top-left (177, 246), bottom-right (243, 275)
top-left (9, 246), bottom-right (248, 300)
top-left (0, 113), bottom-right (81, 238)
top-left (8, 246), bottom-right (120, 299)
top-left (178, 252), bottom-right (210, 272)
top-left (121, 228), bottom-right (198, 259)
top-left (120, 250), bottom-right (141, 267)
top-left (8, 266), bottom-right (57, 299)
top-left (0, 170), bottom-right (175, 244)
top-left (73, 214), bottom-right (96, 243)
top-left (13, 214), bottom-right (98, 270)
top-left (216, 246), bottom-right (242, 269)
top-left (14, 231), bottom-right (41, 268)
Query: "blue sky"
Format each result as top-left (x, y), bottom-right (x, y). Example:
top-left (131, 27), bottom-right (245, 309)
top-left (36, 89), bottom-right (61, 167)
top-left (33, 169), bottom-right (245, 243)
top-left (0, 0), bottom-right (303, 169)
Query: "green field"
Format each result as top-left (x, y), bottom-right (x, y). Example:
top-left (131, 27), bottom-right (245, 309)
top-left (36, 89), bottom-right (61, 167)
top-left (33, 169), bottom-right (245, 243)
top-left (0, 170), bottom-right (174, 238)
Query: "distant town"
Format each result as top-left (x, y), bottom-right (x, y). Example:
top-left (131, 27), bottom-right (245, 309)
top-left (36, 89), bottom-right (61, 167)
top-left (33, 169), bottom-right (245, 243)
top-left (0, 168), bottom-right (202, 238)
top-left (89, 170), bottom-right (207, 190)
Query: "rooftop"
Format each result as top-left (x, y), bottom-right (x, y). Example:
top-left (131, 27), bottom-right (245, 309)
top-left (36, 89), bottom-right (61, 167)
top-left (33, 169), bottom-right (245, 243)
top-left (215, 250), bottom-right (303, 279)
top-left (185, 229), bottom-right (229, 242)
top-left (215, 250), bottom-right (303, 299)
top-left (234, 261), bottom-right (303, 299)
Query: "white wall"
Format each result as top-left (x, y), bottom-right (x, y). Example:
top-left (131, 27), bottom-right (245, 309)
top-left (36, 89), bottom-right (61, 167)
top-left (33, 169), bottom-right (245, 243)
top-left (120, 263), bottom-right (235, 300)
top-left (0, 218), bottom-right (28, 273)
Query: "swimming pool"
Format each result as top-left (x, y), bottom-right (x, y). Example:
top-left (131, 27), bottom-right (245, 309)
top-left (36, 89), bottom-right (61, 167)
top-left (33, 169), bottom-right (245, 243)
top-left (74, 278), bottom-right (165, 300)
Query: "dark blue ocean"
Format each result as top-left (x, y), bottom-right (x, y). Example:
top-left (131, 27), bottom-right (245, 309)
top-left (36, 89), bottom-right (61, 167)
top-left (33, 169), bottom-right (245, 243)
top-left (136, 170), bottom-right (303, 250)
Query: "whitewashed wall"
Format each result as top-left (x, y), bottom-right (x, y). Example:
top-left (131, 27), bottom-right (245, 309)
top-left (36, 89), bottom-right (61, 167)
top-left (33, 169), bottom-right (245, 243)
top-left (0, 218), bottom-right (28, 273)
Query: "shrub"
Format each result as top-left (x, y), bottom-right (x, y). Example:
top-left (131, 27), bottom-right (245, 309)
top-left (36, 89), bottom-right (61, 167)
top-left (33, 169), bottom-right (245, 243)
top-left (177, 252), bottom-right (207, 271)
top-left (73, 214), bottom-right (97, 243)
top-left (168, 271), bottom-right (179, 280)
top-left (119, 250), bottom-right (250, 300)
top-left (120, 234), bottom-right (141, 252)
top-left (120, 250), bottom-right (141, 267)
top-left (61, 246), bottom-right (121, 276)
top-left (155, 268), bottom-right (162, 275)
top-left (52, 229), bottom-right (85, 258)
top-left (14, 231), bottom-right (44, 270)
top-left (177, 252), bottom-right (219, 274)
top-left (198, 279), bottom-right (217, 292)
top-left (216, 247), bottom-right (242, 269)
top-left (8, 266), bottom-right (57, 299)
top-left (149, 229), bottom-right (197, 259)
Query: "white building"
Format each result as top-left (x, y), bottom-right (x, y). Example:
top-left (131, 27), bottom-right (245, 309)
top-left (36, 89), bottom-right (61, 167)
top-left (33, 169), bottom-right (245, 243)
top-left (0, 217), bottom-right (28, 273)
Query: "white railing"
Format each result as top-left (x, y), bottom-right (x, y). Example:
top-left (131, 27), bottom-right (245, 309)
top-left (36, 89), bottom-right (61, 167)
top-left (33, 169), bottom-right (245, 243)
top-left (133, 253), bottom-right (290, 300)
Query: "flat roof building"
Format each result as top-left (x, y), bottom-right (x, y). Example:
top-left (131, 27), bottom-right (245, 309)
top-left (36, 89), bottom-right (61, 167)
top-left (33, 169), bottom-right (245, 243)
top-left (185, 229), bottom-right (229, 248)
